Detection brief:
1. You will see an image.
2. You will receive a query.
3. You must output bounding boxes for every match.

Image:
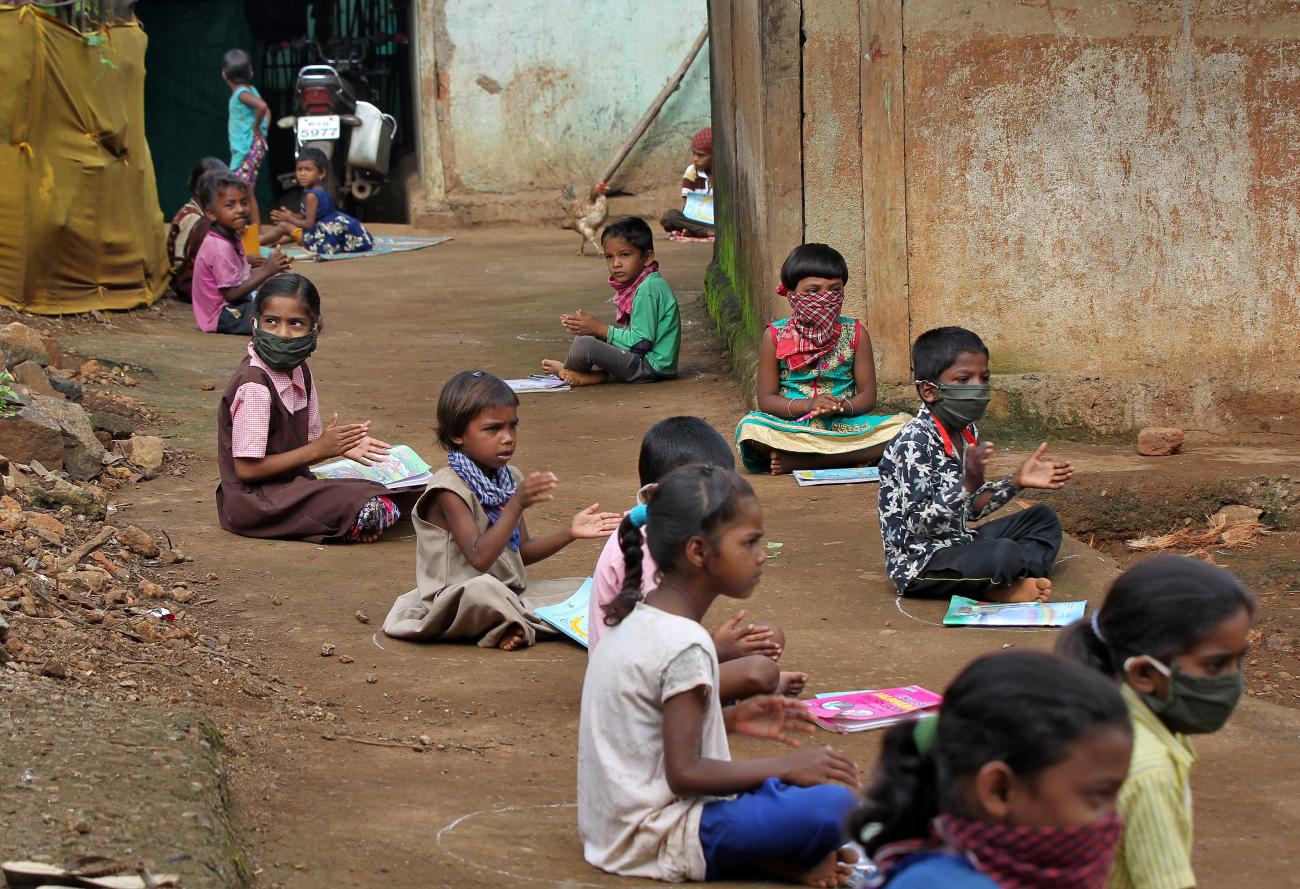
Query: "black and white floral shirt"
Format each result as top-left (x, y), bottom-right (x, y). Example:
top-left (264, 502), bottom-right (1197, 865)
top-left (877, 403), bottom-right (1019, 593)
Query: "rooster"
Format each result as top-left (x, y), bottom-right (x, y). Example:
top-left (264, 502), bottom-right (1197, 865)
top-left (560, 182), bottom-right (609, 256)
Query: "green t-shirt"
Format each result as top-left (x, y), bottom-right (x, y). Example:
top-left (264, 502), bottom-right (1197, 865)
top-left (606, 272), bottom-right (680, 377)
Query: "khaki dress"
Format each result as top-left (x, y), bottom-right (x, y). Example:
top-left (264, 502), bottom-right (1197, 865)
top-left (382, 467), bottom-right (581, 648)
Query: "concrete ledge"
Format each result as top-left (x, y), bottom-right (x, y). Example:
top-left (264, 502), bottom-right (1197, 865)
top-left (0, 677), bottom-right (245, 888)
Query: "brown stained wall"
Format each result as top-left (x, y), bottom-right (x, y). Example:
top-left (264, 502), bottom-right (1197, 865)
top-left (903, 1), bottom-right (1300, 432)
top-left (710, 0), bottom-right (1300, 433)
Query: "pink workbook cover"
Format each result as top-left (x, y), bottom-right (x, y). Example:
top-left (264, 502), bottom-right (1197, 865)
top-left (803, 686), bottom-right (942, 733)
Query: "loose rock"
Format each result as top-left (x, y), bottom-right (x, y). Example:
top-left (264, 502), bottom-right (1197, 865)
top-left (321, 643), bottom-right (335, 657)
top-left (89, 410), bottom-right (134, 440)
top-left (30, 394), bottom-right (107, 480)
top-left (0, 322), bottom-right (49, 367)
top-left (24, 475), bottom-right (107, 520)
top-left (198, 379), bottom-right (218, 391)
top-left (0, 403), bottom-right (65, 469)
top-left (354, 610), bottom-right (370, 624)
top-left (120, 435), bottom-right (165, 471)
top-left (12, 360), bottom-right (57, 397)
top-left (1137, 427), bottom-right (1184, 456)
top-left (139, 580), bottom-right (167, 600)
top-left (117, 525), bottom-right (160, 558)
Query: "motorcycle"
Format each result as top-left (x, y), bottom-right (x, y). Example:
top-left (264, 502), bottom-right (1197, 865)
top-left (274, 40), bottom-right (397, 207)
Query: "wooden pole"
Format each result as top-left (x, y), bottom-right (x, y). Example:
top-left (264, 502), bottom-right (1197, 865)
top-left (598, 27), bottom-right (709, 188)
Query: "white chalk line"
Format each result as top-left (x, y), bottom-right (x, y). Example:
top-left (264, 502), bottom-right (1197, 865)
top-left (436, 802), bottom-right (614, 887)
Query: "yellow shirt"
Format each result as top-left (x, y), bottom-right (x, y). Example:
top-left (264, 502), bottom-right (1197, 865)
top-left (1108, 684), bottom-right (1198, 889)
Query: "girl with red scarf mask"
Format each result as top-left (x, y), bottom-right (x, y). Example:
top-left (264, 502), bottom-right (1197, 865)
top-left (735, 244), bottom-right (911, 475)
top-left (852, 651), bottom-right (1132, 889)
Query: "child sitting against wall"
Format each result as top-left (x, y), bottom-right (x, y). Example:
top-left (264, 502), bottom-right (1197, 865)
top-left (877, 326), bottom-right (1072, 603)
top-left (259, 148), bottom-right (375, 256)
top-left (383, 371), bottom-right (621, 650)
top-left (167, 157), bottom-right (228, 302)
top-left (588, 416), bottom-right (806, 700)
top-left (191, 171), bottom-right (291, 335)
top-left (735, 244), bottom-right (911, 475)
top-left (660, 127), bottom-right (714, 239)
top-left (541, 217), bottom-right (681, 386)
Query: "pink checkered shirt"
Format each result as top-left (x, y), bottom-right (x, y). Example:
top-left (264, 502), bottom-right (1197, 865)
top-left (229, 344), bottom-right (322, 458)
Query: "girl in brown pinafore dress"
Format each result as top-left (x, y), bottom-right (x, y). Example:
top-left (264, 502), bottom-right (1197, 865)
top-left (216, 274), bottom-right (404, 543)
top-left (382, 371), bottom-right (621, 650)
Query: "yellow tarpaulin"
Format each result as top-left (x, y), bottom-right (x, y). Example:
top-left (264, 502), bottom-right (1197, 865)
top-left (0, 6), bottom-right (167, 314)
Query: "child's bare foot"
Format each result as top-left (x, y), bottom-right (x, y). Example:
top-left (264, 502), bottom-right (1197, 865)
top-left (540, 359), bottom-right (607, 387)
top-left (498, 626), bottom-right (527, 651)
top-left (540, 359), bottom-right (566, 377)
top-left (988, 577), bottom-right (1052, 603)
top-left (796, 846), bottom-right (859, 887)
top-left (777, 671), bottom-right (808, 697)
top-left (770, 450), bottom-right (794, 475)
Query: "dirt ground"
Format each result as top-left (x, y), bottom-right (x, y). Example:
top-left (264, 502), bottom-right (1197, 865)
top-left (21, 226), bottom-right (1300, 888)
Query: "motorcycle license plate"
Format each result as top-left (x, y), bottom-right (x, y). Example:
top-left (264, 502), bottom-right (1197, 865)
top-left (296, 115), bottom-right (340, 141)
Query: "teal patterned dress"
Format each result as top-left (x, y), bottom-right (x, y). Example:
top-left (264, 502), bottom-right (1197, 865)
top-left (734, 317), bottom-right (911, 474)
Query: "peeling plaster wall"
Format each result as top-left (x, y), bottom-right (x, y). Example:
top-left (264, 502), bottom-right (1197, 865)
top-left (415, 0), bottom-right (710, 215)
top-left (710, 0), bottom-right (1300, 434)
top-left (904, 0), bottom-right (1300, 432)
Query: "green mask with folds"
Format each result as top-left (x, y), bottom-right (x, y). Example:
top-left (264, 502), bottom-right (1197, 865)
top-left (252, 323), bottom-right (317, 372)
top-left (1127, 656), bottom-right (1244, 734)
top-left (925, 382), bottom-right (991, 429)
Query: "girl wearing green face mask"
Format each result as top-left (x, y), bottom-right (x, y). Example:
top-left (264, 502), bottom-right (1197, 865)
top-left (216, 273), bottom-right (406, 544)
top-left (1057, 556), bottom-right (1255, 889)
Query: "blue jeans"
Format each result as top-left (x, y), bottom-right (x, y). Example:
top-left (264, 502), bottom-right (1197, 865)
top-left (699, 779), bottom-right (857, 879)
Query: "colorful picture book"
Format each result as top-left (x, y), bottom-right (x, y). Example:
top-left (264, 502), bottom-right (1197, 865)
top-left (533, 578), bottom-right (592, 647)
top-left (310, 444), bottom-right (432, 490)
top-left (505, 374), bottom-right (571, 393)
top-left (802, 685), bottom-right (942, 733)
top-left (942, 596), bottom-right (1087, 628)
top-left (793, 467), bottom-right (880, 487)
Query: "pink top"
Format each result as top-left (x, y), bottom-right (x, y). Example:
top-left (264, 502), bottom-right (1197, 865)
top-left (587, 523), bottom-right (658, 653)
top-left (192, 229), bottom-right (250, 332)
top-left (229, 344), bottom-right (322, 458)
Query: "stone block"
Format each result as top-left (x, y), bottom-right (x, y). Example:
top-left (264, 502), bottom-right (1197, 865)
top-left (30, 394), bottom-right (105, 480)
top-left (0, 322), bottom-right (48, 367)
top-left (12, 360), bottom-right (56, 397)
top-left (0, 403), bottom-right (65, 469)
top-left (1137, 427), bottom-right (1185, 456)
top-left (122, 435), bottom-right (165, 471)
top-left (90, 410), bottom-right (134, 439)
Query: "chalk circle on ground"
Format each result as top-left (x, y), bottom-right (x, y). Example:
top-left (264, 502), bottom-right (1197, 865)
top-left (516, 332), bottom-right (571, 343)
top-left (892, 596), bottom-right (1053, 634)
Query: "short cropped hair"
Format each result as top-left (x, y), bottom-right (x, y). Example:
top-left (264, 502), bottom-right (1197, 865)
top-left (779, 243), bottom-right (849, 290)
top-left (222, 48), bottom-right (254, 84)
top-left (199, 171), bottom-right (248, 210)
top-left (436, 371), bottom-right (519, 450)
top-left (601, 216), bottom-right (654, 255)
top-left (911, 326), bottom-right (989, 382)
top-left (638, 416), bottom-right (735, 487)
top-left (297, 147), bottom-right (329, 174)
top-left (188, 157), bottom-right (229, 197)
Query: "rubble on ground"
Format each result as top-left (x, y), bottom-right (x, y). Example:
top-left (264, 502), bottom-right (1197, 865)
top-left (1137, 425), bottom-right (1185, 456)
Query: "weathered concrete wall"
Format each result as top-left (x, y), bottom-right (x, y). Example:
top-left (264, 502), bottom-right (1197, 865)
top-left (412, 0), bottom-right (710, 223)
top-left (710, 0), bottom-right (1300, 435)
top-left (904, 0), bottom-right (1300, 434)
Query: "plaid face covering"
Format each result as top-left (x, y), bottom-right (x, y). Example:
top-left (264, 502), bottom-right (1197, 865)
top-left (934, 812), bottom-right (1124, 889)
top-left (773, 284), bottom-right (845, 370)
top-left (609, 260), bottom-right (659, 324)
top-left (447, 449), bottom-right (521, 551)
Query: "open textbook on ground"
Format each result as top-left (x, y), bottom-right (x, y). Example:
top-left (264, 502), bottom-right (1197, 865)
top-left (942, 596), bottom-right (1087, 628)
top-left (793, 467), bottom-right (880, 486)
top-left (310, 444), bottom-right (432, 490)
top-left (534, 578), bottom-right (592, 647)
top-left (505, 374), bottom-right (571, 393)
top-left (803, 685), bottom-right (942, 733)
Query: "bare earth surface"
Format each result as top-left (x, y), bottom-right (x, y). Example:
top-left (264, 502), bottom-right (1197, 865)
top-left (17, 226), bottom-right (1299, 888)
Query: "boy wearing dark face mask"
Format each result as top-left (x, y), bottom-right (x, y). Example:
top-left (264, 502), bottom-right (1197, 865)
top-left (877, 326), bottom-right (1073, 602)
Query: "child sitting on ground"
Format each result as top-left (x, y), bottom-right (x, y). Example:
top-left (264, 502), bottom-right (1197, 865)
top-left (383, 371), bottom-right (621, 650)
top-left (541, 217), bottom-right (680, 386)
top-left (192, 172), bottom-right (291, 335)
top-left (660, 127), bottom-right (714, 239)
top-left (260, 148), bottom-right (375, 255)
top-left (736, 244), bottom-right (911, 475)
top-left (1058, 556), bottom-right (1254, 889)
top-left (877, 326), bottom-right (1072, 603)
top-left (167, 157), bottom-right (228, 302)
top-left (580, 464), bottom-right (861, 885)
top-left (221, 48), bottom-right (268, 255)
top-left (588, 416), bottom-right (806, 699)
top-left (852, 651), bottom-right (1132, 888)
top-left (216, 273), bottom-right (402, 543)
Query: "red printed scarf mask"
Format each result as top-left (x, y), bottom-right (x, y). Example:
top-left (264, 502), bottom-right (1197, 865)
top-left (932, 812), bottom-right (1124, 889)
top-left (609, 261), bottom-right (660, 324)
top-left (773, 284), bottom-right (844, 370)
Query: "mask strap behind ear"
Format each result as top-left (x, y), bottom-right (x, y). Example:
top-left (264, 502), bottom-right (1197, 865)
top-left (1124, 655), bottom-right (1172, 679)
